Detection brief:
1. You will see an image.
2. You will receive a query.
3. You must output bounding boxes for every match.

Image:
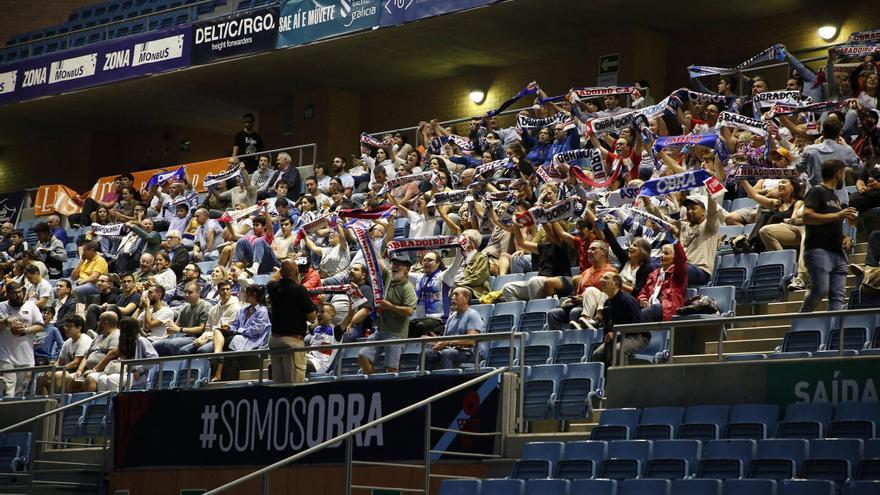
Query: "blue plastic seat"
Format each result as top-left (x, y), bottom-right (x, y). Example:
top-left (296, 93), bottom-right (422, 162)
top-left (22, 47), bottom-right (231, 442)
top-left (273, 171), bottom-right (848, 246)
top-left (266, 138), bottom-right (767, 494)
top-left (824, 314), bottom-right (876, 351)
top-left (856, 458), bottom-right (880, 480)
top-left (696, 439), bottom-right (756, 480)
top-left (801, 438), bottom-right (864, 487)
top-left (780, 479), bottom-right (834, 495)
top-left (631, 330), bottom-right (669, 364)
top-left (591, 408), bottom-right (641, 441)
top-left (524, 479), bottom-right (568, 495)
top-left (747, 439), bottom-right (808, 480)
top-left (697, 286), bottom-right (736, 317)
top-left (471, 304), bottom-right (495, 333)
top-left (635, 407), bottom-right (685, 440)
top-left (521, 331), bottom-right (561, 366)
top-left (828, 402), bottom-right (880, 439)
top-left (487, 301), bottom-right (526, 332)
top-left (525, 298), bottom-right (558, 313)
top-left (723, 404), bottom-right (779, 440)
top-left (148, 360), bottom-right (181, 390)
top-left (552, 362), bottom-right (603, 420)
top-left (0, 432), bottom-right (32, 471)
top-left (510, 441), bottom-right (564, 480)
top-left (777, 403), bottom-right (833, 440)
top-left (679, 405), bottom-right (729, 441)
top-left (553, 330), bottom-right (594, 364)
top-left (723, 479), bottom-right (777, 495)
top-left (865, 439), bottom-right (880, 459)
top-left (555, 440), bottom-right (607, 479)
top-left (622, 479), bottom-right (670, 495)
top-left (492, 273), bottom-right (525, 291)
top-left (777, 317), bottom-right (833, 356)
top-left (571, 479), bottom-right (617, 495)
top-left (482, 340), bottom-right (520, 369)
top-left (481, 479), bottom-right (524, 495)
top-left (714, 251), bottom-right (761, 300)
top-left (844, 481), bottom-right (880, 494)
top-left (599, 440), bottom-right (652, 480)
top-left (439, 480), bottom-right (480, 495)
top-left (671, 479), bottom-right (720, 495)
top-left (645, 439), bottom-right (701, 479)
top-left (747, 249), bottom-right (796, 303)
top-left (339, 346), bottom-right (363, 376)
top-left (522, 365), bottom-right (565, 420)
top-left (518, 313), bottom-right (548, 332)
top-left (174, 359), bottom-right (211, 388)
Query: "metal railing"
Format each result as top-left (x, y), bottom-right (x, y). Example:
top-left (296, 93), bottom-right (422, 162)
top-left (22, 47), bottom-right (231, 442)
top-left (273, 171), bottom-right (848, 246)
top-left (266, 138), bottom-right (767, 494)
top-left (613, 307), bottom-right (880, 367)
top-left (3, 0), bottom-right (241, 59)
top-left (200, 366), bottom-right (509, 495)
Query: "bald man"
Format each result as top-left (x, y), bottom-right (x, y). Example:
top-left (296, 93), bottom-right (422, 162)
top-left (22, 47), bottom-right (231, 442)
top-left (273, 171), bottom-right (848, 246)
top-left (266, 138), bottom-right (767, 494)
top-left (267, 259), bottom-right (317, 383)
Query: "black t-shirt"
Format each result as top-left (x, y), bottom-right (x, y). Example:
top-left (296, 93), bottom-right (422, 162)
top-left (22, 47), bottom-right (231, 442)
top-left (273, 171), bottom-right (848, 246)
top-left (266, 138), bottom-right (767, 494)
top-left (804, 185), bottom-right (843, 254)
top-left (601, 290), bottom-right (649, 340)
top-left (115, 291), bottom-right (141, 309)
top-left (534, 241), bottom-right (573, 277)
top-left (234, 130), bottom-right (263, 156)
top-left (266, 279), bottom-right (317, 338)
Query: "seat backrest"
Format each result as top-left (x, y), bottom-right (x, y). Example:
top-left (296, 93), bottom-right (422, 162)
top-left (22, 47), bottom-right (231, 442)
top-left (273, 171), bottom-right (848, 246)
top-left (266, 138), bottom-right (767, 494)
top-left (471, 304), bottom-right (495, 332)
top-left (570, 479), bottom-right (617, 495)
top-left (525, 298), bottom-right (558, 313)
top-left (608, 439), bottom-right (652, 464)
top-left (780, 479), bottom-right (834, 495)
top-left (526, 330), bottom-right (562, 348)
top-left (564, 362), bottom-right (603, 383)
top-left (834, 402), bottom-right (880, 423)
top-left (524, 479), bottom-right (568, 495)
top-left (600, 408), bottom-right (642, 428)
top-left (703, 439), bottom-right (756, 463)
top-left (723, 479), bottom-right (777, 495)
top-left (563, 440), bottom-right (607, 462)
top-left (756, 439), bottom-right (809, 468)
top-left (492, 273), bottom-right (525, 291)
top-left (684, 405), bottom-right (729, 427)
top-left (562, 329), bottom-right (595, 345)
top-left (811, 438), bottom-right (864, 461)
top-left (728, 404), bottom-right (780, 438)
top-left (865, 439), bottom-right (880, 459)
top-left (784, 403), bottom-right (834, 430)
top-left (439, 479), bottom-right (481, 495)
top-left (780, 330), bottom-right (822, 353)
top-left (672, 479), bottom-right (721, 495)
top-left (481, 479), bottom-right (525, 495)
top-left (653, 439), bottom-right (701, 466)
top-left (522, 441), bottom-right (564, 463)
top-left (526, 364), bottom-right (565, 389)
top-left (825, 327), bottom-right (869, 350)
top-left (495, 300), bottom-right (526, 319)
top-left (640, 407), bottom-right (685, 429)
top-left (699, 286), bottom-right (736, 314)
top-left (621, 479), bottom-right (670, 495)
top-left (756, 249), bottom-right (796, 274)
top-left (844, 481), bottom-right (880, 495)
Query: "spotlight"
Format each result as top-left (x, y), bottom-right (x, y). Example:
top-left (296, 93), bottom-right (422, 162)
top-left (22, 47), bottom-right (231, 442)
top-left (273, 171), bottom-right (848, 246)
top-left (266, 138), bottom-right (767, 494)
top-left (469, 90), bottom-right (486, 105)
top-left (818, 25), bottom-right (838, 41)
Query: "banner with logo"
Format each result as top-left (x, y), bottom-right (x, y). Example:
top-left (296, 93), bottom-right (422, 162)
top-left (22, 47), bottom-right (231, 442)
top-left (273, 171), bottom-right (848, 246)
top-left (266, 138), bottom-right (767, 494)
top-left (192, 5), bottom-right (280, 64)
top-left (113, 374), bottom-right (499, 468)
top-left (276, 0), bottom-right (381, 48)
top-left (0, 25), bottom-right (191, 105)
top-left (378, 0), bottom-right (494, 27)
top-left (0, 190), bottom-right (27, 225)
top-left (34, 157), bottom-right (228, 216)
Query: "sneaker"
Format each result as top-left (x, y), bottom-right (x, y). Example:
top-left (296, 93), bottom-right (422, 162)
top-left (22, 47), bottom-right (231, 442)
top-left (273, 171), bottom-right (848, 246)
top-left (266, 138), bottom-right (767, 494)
top-left (788, 276), bottom-right (806, 291)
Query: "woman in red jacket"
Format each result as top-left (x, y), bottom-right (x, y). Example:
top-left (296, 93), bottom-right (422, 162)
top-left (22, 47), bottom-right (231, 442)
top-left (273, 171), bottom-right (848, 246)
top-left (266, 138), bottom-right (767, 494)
top-left (638, 240), bottom-right (688, 322)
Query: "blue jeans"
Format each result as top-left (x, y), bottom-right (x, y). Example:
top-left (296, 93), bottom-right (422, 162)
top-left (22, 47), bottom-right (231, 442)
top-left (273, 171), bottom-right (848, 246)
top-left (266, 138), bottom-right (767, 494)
top-left (73, 282), bottom-right (99, 303)
top-left (686, 264), bottom-right (710, 286)
top-left (510, 254), bottom-right (532, 274)
top-left (357, 331), bottom-right (403, 369)
top-left (641, 303), bottom-right (664, 322)
top-left (180, 341), bottom-right (215, 354)
top-left (801, 249), bottom-right (847, 312)
top-left (426, 347), bottom-right (472, 371)
top-left (233, 238), bottom-right (279, 274)
top-left (153, 335), bottom-right (196, 356)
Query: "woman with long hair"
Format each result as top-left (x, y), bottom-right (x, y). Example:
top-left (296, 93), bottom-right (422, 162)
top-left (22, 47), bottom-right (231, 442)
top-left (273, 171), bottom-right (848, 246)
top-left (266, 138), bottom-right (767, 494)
top-left (86, 316), bottom-right (158, 391)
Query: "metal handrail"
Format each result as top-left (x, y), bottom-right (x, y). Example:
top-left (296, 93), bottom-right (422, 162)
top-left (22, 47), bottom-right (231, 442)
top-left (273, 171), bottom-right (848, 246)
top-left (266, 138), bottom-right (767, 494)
top-left (613, 306), bottom-right (880, 366)
top-left (0, 390), bottom-right (113, 435)
top-left (202, 366), bottom-right (509, 495)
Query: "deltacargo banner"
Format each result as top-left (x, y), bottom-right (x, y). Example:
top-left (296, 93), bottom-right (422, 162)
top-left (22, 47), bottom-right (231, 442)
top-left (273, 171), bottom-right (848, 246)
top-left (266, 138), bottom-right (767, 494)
top-left (276, 0), bottom-right (381, 48)
top-left (0, 25), bottom-right (190, 105)
top-left (191, 5), bottom-right (280, 64)
top-left (113, 374), bottom-right (499, 468)
top-left (378, 0), bottom-right (495, 27)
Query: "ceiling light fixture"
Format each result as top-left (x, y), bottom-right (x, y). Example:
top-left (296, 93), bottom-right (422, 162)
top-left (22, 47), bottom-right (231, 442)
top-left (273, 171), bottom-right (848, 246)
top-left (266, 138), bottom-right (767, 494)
top-left (469, 90), bottom-right (486, 105)
top-left (818, 25), bottom-right (838, 41)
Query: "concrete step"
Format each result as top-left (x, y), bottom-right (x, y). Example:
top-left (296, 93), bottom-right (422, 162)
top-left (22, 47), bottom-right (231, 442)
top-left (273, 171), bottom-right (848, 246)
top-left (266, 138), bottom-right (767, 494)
top-left (850, 252), bottom-right (867, 264)
top-left (727, 325), bottom-right (790, 340)
top-left (39, 447), bottom-right (104, 466)
top-left (705, 337), bottom-right (782, 354)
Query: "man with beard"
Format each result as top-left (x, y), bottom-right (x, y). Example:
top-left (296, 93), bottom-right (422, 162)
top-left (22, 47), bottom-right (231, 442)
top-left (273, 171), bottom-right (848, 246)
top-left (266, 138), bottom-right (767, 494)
top-left (357, 255), bottom-right (417, 375)
top-left (0, 282), bottom-right (45, 397)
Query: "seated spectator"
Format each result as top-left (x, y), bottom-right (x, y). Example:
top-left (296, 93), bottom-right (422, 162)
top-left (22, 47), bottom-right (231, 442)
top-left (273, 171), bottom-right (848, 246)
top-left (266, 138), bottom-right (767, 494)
top-left (638, 241), bottom-right (688, 322)
top-left (306, 303), bottom-right (342, 375)
top-left (71, 242), bottom-right (109, 303)
top-left (407, 249), bottom-right (465, 338)
top-left (547, 238), bottom-right (617, 330)
top-left (78, 312), bottom-right (120, 393)
top-left (86, 316), bottom-right (158, 392)
top-left (33, 222), bottom-right (66, 279)
top-left (149, 251), bottom-right (177, 293)
top-left (52, 279), bottom-right (77, 325)
top-left (0, 282), bottom-right (45, 397)
top-left (168, 263), bottom-right (204, 305)
top-left (211, 284), bottom-right (270, 381)
top-left (46, 215), bottom-right (69, 246)
top-left (425, 287), bottom-right (483, 371)
top-left (592, 273), bottom-right (648, 366)
top-left (36, 314), bottom-right (92, 395)
top-left (648, 194), bottom-right (719, 286)
top-left (34, 306), bottom-right (64, 366)
top-left (152, 282), bottom-right (211, 356)
top-left (134, 285), bottom-right (174, 341)
top-left (162, 229), bottom-right (191, 280)
top-left (252, 154), bottom-right (275, 196)
top-left (85, 273), bottom-right (139, 331)
top-left (304, 176), bottom-right (332, 210)
top-left (302, 221), bottom-right (350, 278)
top-left (23, 264), bottom-right (54, 310)
top-left (191, 208), bottom-right (224, 262)
top-left (132, 253), bottom-right (155, 285)
top-left (181, 280), bottom-right (241, 355)
top-left (452, 229), bottom-right (491, 299)
top-left (201, 266), bottom-right (229, 303)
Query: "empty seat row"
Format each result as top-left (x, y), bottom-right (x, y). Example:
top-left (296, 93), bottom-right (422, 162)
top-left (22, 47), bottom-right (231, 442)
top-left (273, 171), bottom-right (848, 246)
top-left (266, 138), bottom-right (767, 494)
top-left (440, 478), bottom-right (879, 495)
top-left (472, 299), bottom-right (560, 334)
top-left (510, 438), bottom-right (880, 482)
top-left (709, 250), bottom-right (797, 303)
top-left (592, 403), bottom-right (880, 442)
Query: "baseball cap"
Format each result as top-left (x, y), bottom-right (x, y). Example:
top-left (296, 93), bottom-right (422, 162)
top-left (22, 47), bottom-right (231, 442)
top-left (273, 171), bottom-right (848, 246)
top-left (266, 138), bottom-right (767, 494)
top-left (683, 195), bottom-right (707, 209)
top-left (771, 147), bottom-right (792, 161)
top-left (390, 254), bottom-right (413, 266)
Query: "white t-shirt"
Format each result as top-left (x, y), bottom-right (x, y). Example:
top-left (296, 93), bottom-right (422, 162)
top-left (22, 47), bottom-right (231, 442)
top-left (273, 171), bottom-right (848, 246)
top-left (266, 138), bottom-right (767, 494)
top-left (26, 278), bottom-right (54, 307)
top-left (58, 334), bottom-right (93, 365)
top-left (307, 325), bottom-right (338, 374)
top-left (140, 306), bottom-right (175, 341)
top-left (406, 210), bottom-right (441, 238)
top-left (152, 269), bottom-right (178, 293)
top-left (0, 301), bottom-right (44, 366)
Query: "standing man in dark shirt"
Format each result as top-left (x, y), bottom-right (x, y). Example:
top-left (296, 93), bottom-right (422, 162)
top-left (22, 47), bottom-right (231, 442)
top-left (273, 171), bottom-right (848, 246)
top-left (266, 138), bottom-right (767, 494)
top-left (801, 159), bottom-right (858, 312)
top-left (267, 259), bottom-right (317, 383)
top-left (232, 113), bottom-right (264, 172)
top-left (591, 272), bottom-right (647, 367)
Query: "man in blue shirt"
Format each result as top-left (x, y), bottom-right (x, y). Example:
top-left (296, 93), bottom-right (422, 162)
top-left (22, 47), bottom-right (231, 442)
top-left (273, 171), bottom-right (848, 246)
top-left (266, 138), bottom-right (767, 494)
top-left (425, 287), bottom-right (484, 371)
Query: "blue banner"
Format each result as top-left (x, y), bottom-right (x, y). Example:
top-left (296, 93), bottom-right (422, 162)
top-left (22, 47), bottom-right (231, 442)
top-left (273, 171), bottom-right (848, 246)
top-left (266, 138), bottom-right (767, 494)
top-left (0, 25), bottom-right (191, 105)
top-left (0, 190), bottom-right (27, 225)
top-left (276, 0), bottom-right (381, 48)
top-left (378, 0), bottom-right (494, 27)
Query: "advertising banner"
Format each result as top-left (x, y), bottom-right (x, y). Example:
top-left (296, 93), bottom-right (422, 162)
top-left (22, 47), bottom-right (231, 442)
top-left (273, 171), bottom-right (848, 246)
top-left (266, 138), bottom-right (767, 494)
top-left (33, 157), bottom-right (228, 216)
top-left (378, 0), bottom-right (494, 27)
top-left (276, 0), bottom-right (381, 48)
top-left (113, 374), bottom-right (499, 468)
top-left (765, 359), bottom-right (879, 407)
top-left (0, 25), bottom-right (191, 105)
top-left (191, 5), bottom-right (280, 64)
top-left (0, 190), bottom-right (27, 225)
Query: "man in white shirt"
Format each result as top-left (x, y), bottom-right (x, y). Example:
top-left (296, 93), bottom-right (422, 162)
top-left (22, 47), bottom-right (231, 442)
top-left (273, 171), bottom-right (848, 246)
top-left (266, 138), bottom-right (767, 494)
top-left (180, 280), bottom-right (241, 354)
top-left (304, 176), bottom-right (332, 210)
top-left (0, 282), bottom-right (45, 397)
top-left (133, 286), bottom-right (175, 341)
top-left (36, 314), bottom-right (93, 395)
top-left (24, 265), bottom-right (54, 309)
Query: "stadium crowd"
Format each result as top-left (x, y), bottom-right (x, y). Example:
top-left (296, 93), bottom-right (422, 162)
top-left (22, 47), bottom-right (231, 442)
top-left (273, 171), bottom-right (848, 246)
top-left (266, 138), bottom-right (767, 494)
top-left (1, 38), bottom-right (880, 396)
